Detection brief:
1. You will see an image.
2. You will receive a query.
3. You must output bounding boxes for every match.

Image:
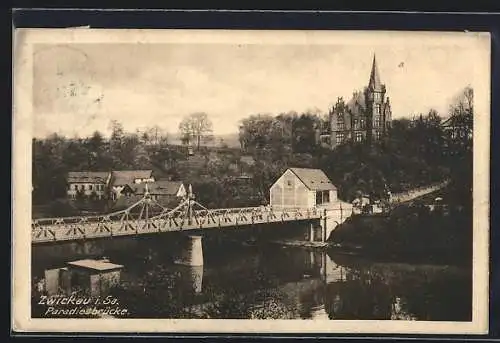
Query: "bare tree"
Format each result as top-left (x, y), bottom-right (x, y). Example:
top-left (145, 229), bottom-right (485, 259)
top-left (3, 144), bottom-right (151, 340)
top-left (178, 112), bottom-right (214, 150)
top-left (138, 125), bottom-right (168, 146)
top-left (448, 86), bottom-right (473, 145)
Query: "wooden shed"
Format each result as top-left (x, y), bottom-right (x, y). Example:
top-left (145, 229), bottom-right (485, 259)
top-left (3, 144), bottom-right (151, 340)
top-left (269, 168), bottom-right (338, 209)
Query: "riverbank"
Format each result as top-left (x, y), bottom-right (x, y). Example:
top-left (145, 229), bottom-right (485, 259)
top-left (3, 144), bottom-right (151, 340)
top-left (327, 185), bottom-right (472, 267)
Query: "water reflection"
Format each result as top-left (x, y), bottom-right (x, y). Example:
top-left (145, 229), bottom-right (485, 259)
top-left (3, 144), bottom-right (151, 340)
top-left (322, 251), bottom-right (471, 321)
top-left (33, 243), bottom-right (471, 321)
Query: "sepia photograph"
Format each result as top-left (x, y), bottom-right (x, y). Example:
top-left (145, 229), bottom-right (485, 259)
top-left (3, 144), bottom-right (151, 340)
top-left (12, 29), bottom-right (490, 334)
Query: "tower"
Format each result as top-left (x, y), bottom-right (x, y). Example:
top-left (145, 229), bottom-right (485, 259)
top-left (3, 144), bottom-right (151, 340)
top-left (364, 54), bottom-right (391, 142)
top-left (328, 55), bottom-right (392, 150)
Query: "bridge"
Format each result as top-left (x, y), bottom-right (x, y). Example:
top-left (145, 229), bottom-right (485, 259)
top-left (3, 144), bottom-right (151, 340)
top-left (32, 185), bottom-right (353, 246)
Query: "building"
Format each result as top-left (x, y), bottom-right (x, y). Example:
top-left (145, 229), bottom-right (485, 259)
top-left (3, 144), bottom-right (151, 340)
top-left (269, 168), bottom-right (338, 209)
top-left (132, 180), bottom-right (186, 202)
top-left (71, 259), bottom-right (124, 297)
top-left (441, 115), bottom-right (473, 141)
top-left (109, 170), bottom-right (155, 200)
top-left (67, 171), bottom-right (111, 200)
top-left (320, 55), bottom-right (392, 149)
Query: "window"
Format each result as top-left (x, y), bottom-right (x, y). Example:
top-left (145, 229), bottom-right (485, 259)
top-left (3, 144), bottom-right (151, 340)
top-left (323, 191), bottom-right (330, 203)
top-left (354, 119), bottom-right (359, 129)
top-left (73, 184), bottom-right (78, 190)
top-left (337, 114), bottom-right (345, 130)
top-left (376, 104), bottom-right (381, 114)
top-left (355, 131), bottom-right (363, 142)
top-left (316, 191), bottom-right (330, 205)
top-left (336, 133), bottom-right (344, 144)
top-left (374, 116), bottom-right (381, 128)
top-left (360, 119), bottom-right (365, 129)
top-left (375, 131), bottom-right (382, 140)
top-left (89, 185), bottom-right (93, 190)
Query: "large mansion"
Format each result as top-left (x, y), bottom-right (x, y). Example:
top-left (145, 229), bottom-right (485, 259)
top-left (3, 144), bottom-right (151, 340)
top-left (319, 55), bottom-right (392, 149)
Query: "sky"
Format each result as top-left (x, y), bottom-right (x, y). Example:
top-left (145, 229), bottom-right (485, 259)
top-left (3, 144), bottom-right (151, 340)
top-left (32, 40), bottom-right (477, 138)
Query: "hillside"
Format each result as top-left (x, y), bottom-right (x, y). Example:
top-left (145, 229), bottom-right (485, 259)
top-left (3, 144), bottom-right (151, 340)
top-left (167, 133), bottom-right (241, 149)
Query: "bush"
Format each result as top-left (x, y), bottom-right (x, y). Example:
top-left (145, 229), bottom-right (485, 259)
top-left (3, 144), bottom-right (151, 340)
top-left (48, 199), bottom-right (78, 217)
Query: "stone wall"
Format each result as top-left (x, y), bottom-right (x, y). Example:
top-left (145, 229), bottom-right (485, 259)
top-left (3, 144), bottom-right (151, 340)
top-left (389, 180), bottom-right (450, 204)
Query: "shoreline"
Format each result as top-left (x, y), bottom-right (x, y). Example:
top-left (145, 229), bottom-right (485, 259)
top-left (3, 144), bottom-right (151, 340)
top-left (264, 239), bottom-right (470, 267)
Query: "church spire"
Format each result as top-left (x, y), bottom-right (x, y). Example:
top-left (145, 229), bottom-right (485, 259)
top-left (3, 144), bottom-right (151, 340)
top-left (368, 54), bottom-right (383, 91)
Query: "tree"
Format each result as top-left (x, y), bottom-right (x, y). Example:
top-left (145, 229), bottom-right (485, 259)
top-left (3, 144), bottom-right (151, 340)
top-left (85, 131), bottom-right (113, 170)
top-left (447, 86), bottom-right (473, 150)
top-left (292, 113), bottom-right (319, 153)
top-left (32, 133), bottom-right (69, 202)
top-left (109, 120), bottom-right (124, 148)
top-left (238, 114), bottom-right (275, 152)
top-left (139, 125), bottom-right (168, 146)
top-left (108, 120), bottom-right (125, 167)
top-left (178, 112), bottom-right (214, 150)
top-left (444, 86), bottom-right (473, 193)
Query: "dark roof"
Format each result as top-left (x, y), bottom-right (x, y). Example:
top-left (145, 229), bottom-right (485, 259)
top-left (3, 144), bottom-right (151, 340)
top-left (111, 170), bottom-right (153, 186)
top-left (288, 168), bottom-right (337, 191)
top-left (133, 180), bottom-right (184, 196)
top-left (68, 171), bottom-right (109, 184)
top-left (368, 55), bottom-right (383, 91)
top-left (346, 90), bottom-right (366, 114)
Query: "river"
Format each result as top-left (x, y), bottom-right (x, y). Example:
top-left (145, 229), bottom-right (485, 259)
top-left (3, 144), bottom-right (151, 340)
top-left (32, 235), bottom-right (472, 321)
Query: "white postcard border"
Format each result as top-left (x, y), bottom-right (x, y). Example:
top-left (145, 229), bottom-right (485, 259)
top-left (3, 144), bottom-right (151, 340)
top-left (12, 28), bottom-right (491, 334)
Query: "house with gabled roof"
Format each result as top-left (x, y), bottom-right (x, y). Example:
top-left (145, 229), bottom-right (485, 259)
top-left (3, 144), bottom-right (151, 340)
top-left (67, 171), bottom-right (111, 200)
top-left (132, 180), bottom-right (186, 202)
top-left (269, 168), bottom-right (338, 209)
top-left (109, 170), bottom-right (155, 200)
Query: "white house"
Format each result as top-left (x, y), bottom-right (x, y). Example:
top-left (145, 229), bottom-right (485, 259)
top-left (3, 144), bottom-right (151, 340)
top-left (67, 171), bottom-right (111, 200)
top-left (269, 168), bottom-right (338, 209)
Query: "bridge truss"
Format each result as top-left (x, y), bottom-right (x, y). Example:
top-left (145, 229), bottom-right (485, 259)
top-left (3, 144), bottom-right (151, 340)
top-left (32, 191), bottom-right (323, 244)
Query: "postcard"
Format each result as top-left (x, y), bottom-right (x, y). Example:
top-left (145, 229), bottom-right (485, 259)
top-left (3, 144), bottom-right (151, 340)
top-left (12, 28), bottom-right (490, 334)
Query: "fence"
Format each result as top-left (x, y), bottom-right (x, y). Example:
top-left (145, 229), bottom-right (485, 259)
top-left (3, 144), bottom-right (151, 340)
top-left (389, 180), bottom-right (450, 204)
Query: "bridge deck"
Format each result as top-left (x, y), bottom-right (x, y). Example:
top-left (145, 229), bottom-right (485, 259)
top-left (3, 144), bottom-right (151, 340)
top-left (31, 208), bottom-right (320, 244)
top-left (31, 194), bottom-right (353, 244)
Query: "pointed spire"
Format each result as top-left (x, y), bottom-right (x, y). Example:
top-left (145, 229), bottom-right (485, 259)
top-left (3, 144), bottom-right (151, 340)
top-left (368, 54), bottom-right (383, 91)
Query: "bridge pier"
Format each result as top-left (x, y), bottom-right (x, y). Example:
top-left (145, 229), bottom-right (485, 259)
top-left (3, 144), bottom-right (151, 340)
top-left (321, 210), bottom-right (327, 242)
top-left (179, 265), bottom-right (204, 293)
top-left (309, 220), bottom-right (326, 243)
top-left (175, 235), bottom-right (204, 267)
top-left (309, 223), bottom-right (315, 242)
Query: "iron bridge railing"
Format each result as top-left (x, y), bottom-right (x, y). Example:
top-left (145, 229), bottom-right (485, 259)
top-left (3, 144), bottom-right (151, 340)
top-left (31, 195), bottom-right (339, 244)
